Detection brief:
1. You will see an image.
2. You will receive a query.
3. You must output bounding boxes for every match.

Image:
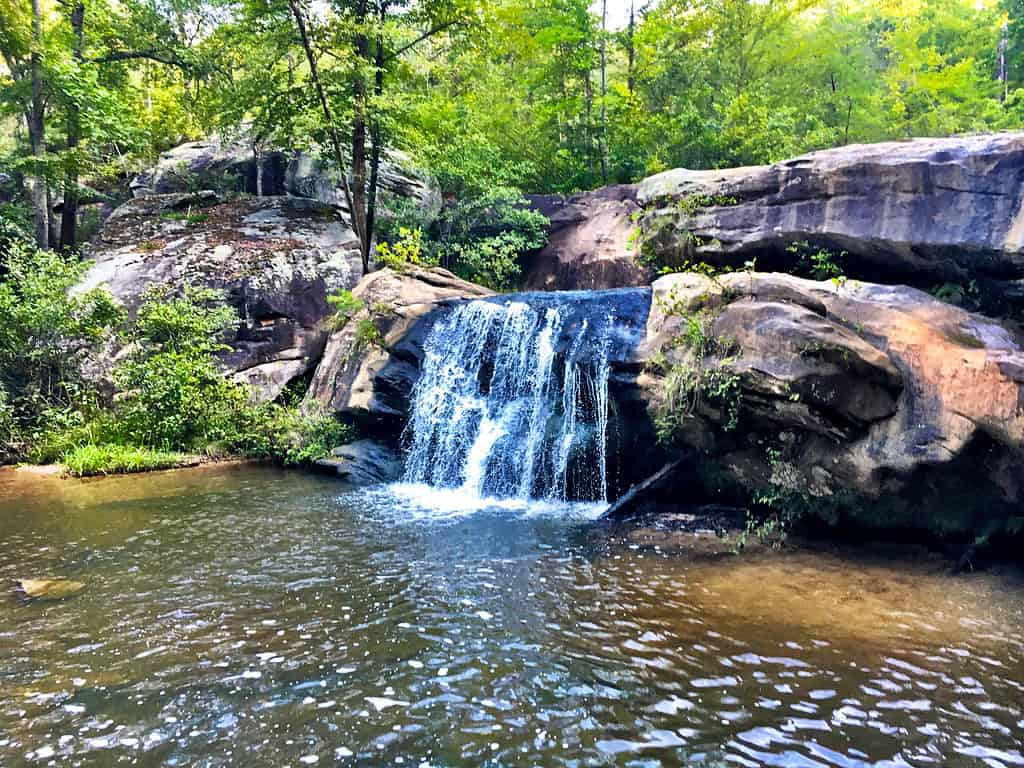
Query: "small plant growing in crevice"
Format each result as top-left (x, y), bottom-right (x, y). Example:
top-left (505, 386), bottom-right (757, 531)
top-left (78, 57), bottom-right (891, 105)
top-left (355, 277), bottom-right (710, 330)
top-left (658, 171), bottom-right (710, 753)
top-left (931, 280), bottom-right (982, 311)
top-left (653, 309), bottom-right (743, 442)
top-left (676, 193), bottom-right (740, 215)
top-left (161, 208), bottom-right (210, 226)
top-left (787, 240), bottom-right (847, 286)
top-left (327, 289), bottom-right (365, 332)
top-left (353, 317), bottom-right (384, 354)
top-left (374, 227), bottom-right (432, 271)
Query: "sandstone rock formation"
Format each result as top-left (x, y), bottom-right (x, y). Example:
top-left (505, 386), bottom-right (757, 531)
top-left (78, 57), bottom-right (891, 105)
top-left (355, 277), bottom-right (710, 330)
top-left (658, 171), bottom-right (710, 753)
top-left (131, 137), bottom-right (441, 223)
top-left (638, 271), bottom-right (1024, 530)
top-left (80, 192), bottom-right (362, 402)
top-left (314, 439), bottom-right (404, 485)
top-left (311, 264), bottom-right (1024, 534)
top-left (523, 133), bottom-right (1024, 313)
top-left (523, 185), bottom-right (649, 290)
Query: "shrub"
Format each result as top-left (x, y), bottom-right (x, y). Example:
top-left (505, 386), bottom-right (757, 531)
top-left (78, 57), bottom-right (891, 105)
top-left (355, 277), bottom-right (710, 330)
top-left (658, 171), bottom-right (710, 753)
top-left (0, 265), bottom-right (355, 472)
top-left (433, 187), bottom-right (548, 291)
top-left (374, 227), bottom-right (431, 270)
top-left (233, 406), bottom-right (353, 466)
top-left (787, 241), bottom-right (847, 285)
top-left (327, 289), bottom-right (365, 331)
top-left (0, 200), bottom-right (33, 261)
top-left (111, 286), bottom-right (246, 451)
top-left (0, 245), bottom-right (123, 457)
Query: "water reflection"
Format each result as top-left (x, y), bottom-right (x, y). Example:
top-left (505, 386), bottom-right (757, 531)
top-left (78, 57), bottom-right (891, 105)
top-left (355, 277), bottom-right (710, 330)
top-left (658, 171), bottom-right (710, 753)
top-left (0, 465), bottom-right (1022, 766)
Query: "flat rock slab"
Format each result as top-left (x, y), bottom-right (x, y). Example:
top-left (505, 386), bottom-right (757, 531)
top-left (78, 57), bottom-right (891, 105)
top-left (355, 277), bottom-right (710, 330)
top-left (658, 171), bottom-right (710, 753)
top-left (17, 578), bottom-right (86, 601)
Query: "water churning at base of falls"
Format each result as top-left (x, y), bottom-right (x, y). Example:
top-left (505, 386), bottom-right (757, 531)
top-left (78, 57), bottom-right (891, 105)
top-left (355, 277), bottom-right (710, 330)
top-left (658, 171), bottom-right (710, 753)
top-left (402, 299), bottom-right (615, 503)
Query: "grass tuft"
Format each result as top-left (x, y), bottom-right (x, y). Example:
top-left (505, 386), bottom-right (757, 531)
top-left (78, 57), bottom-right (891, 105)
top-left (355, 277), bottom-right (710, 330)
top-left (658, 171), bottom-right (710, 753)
top-left (62, 444), bottom-right (193, 477)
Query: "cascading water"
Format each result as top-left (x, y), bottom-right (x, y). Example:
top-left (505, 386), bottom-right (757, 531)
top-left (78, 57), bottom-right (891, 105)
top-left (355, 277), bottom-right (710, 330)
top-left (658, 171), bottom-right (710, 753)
top-left (402, 298), bottom-right (618, 504)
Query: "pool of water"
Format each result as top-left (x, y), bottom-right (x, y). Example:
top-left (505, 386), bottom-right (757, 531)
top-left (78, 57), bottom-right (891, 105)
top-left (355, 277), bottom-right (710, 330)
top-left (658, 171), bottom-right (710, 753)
top-left (1, 464), bottom-right (1022, 766)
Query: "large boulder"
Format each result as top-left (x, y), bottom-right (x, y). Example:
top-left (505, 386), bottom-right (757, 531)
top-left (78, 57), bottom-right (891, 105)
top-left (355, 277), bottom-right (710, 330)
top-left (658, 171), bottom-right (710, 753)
top-left (80, 192), bottom-right (362, 402)
top-left (522, 133), bottom-right (1024, 311)
top-left (638, 271), bottom-right (1024, 533)
top-left (285, 150), bottom-right (441, 224)
top-left (522, 185), bottom-right (650, 290)
top-left (131, 137), bottom-right (441, 223)
top-left (636, 133), bottom-right (1024, 312)
top-left (302, 266), bottom-right (493, 433)
top-left (129, 138), bottom-right (289, 197)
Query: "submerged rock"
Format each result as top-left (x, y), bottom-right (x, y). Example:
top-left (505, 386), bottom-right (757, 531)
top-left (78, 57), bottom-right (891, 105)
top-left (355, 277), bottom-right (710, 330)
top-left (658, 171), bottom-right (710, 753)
top-left (16, 578), bottom-right (85, 601)
top-left (314, 440), bottom-right (403, 485)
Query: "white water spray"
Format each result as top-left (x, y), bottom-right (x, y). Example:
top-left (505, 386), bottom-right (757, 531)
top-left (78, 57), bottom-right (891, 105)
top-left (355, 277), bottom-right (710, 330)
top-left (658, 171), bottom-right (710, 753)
top-left (402, 299), bottom-right (616, 503)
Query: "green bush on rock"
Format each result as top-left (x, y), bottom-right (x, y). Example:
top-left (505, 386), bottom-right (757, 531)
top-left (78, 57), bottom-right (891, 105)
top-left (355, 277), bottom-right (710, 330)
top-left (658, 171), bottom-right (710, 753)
top-left (0, 253), bottom-right (352, 474)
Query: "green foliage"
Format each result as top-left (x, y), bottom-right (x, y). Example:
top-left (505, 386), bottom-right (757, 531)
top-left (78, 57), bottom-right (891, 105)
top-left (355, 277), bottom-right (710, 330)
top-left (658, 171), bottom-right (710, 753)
top-left (0, 201), bottom-right (33, 256)
top-left (353, 317), bottom-right (384, 353)
top-left (677, 194), bottom-right (740, 215)
top-left (234, 407), bottom-right (354, 467)
top-left (327, 289), bottom-right (366, 331)
top-left (160, 210), bottom-right (210, 226)
top-left (931, 280), bottom-right (983, 311)
top-left (62, 444), bottom-right (190, 477)
top-left (0, 245), bottom-right (123, 455)
top-left (375, 227), bottom-right (431, 270)
top-left (428, 187), bottom-right (549, 291)
top-left (110, 286), bottom-right (246, 451)
top-left (787, 241), bottom-right (847, 285)
top-left (653, 309), bottom-right (743, 442)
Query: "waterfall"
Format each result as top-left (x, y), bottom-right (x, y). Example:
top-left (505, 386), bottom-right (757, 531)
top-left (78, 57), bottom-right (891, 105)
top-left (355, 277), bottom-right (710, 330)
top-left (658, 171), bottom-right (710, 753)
top-left (402, 298), bottom-right (616, 503)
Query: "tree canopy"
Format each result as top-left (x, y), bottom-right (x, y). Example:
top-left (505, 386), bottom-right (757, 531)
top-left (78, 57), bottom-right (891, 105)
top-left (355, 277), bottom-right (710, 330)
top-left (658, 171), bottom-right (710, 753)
top-left (1, 0), bottom-right (1020, 251)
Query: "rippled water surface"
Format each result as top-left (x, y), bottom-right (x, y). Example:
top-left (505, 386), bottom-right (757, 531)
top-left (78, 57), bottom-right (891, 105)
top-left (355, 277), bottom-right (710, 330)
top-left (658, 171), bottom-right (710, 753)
top-left (1, 465), bottom-right (1022, 767)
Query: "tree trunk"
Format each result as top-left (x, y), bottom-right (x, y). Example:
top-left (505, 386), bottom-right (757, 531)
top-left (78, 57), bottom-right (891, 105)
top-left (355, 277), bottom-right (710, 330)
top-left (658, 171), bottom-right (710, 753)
top-left (28, 0), bottom-right (49, 249)
top-left (626, 1), bottom-right (635, 95)
top-left (254, 140), bottom-right (264, 197)
top-left (584, 70), bottom-right (594, 176)
top-left (61, 0), bottom-right (86, 252)
top-left (286, 0), bottom-right (366, 270)
top-left (351, 0), bottom-right (371, 272)
top-left (1000, 21), bottom-right (1009, 102)
top-left (599, 0), bottom-right (608, 185)
top-left (365, 2), bottom-right (388, 256)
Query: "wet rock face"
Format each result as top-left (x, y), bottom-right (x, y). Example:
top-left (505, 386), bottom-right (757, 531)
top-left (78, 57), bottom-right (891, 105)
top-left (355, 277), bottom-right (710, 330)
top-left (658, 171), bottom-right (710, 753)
top-left (314, 440), bottom-right (403, 485)
top-left (640, 272), bottom-right (1024, 525)
top-left (81, 193), bottom-right (362, 403)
